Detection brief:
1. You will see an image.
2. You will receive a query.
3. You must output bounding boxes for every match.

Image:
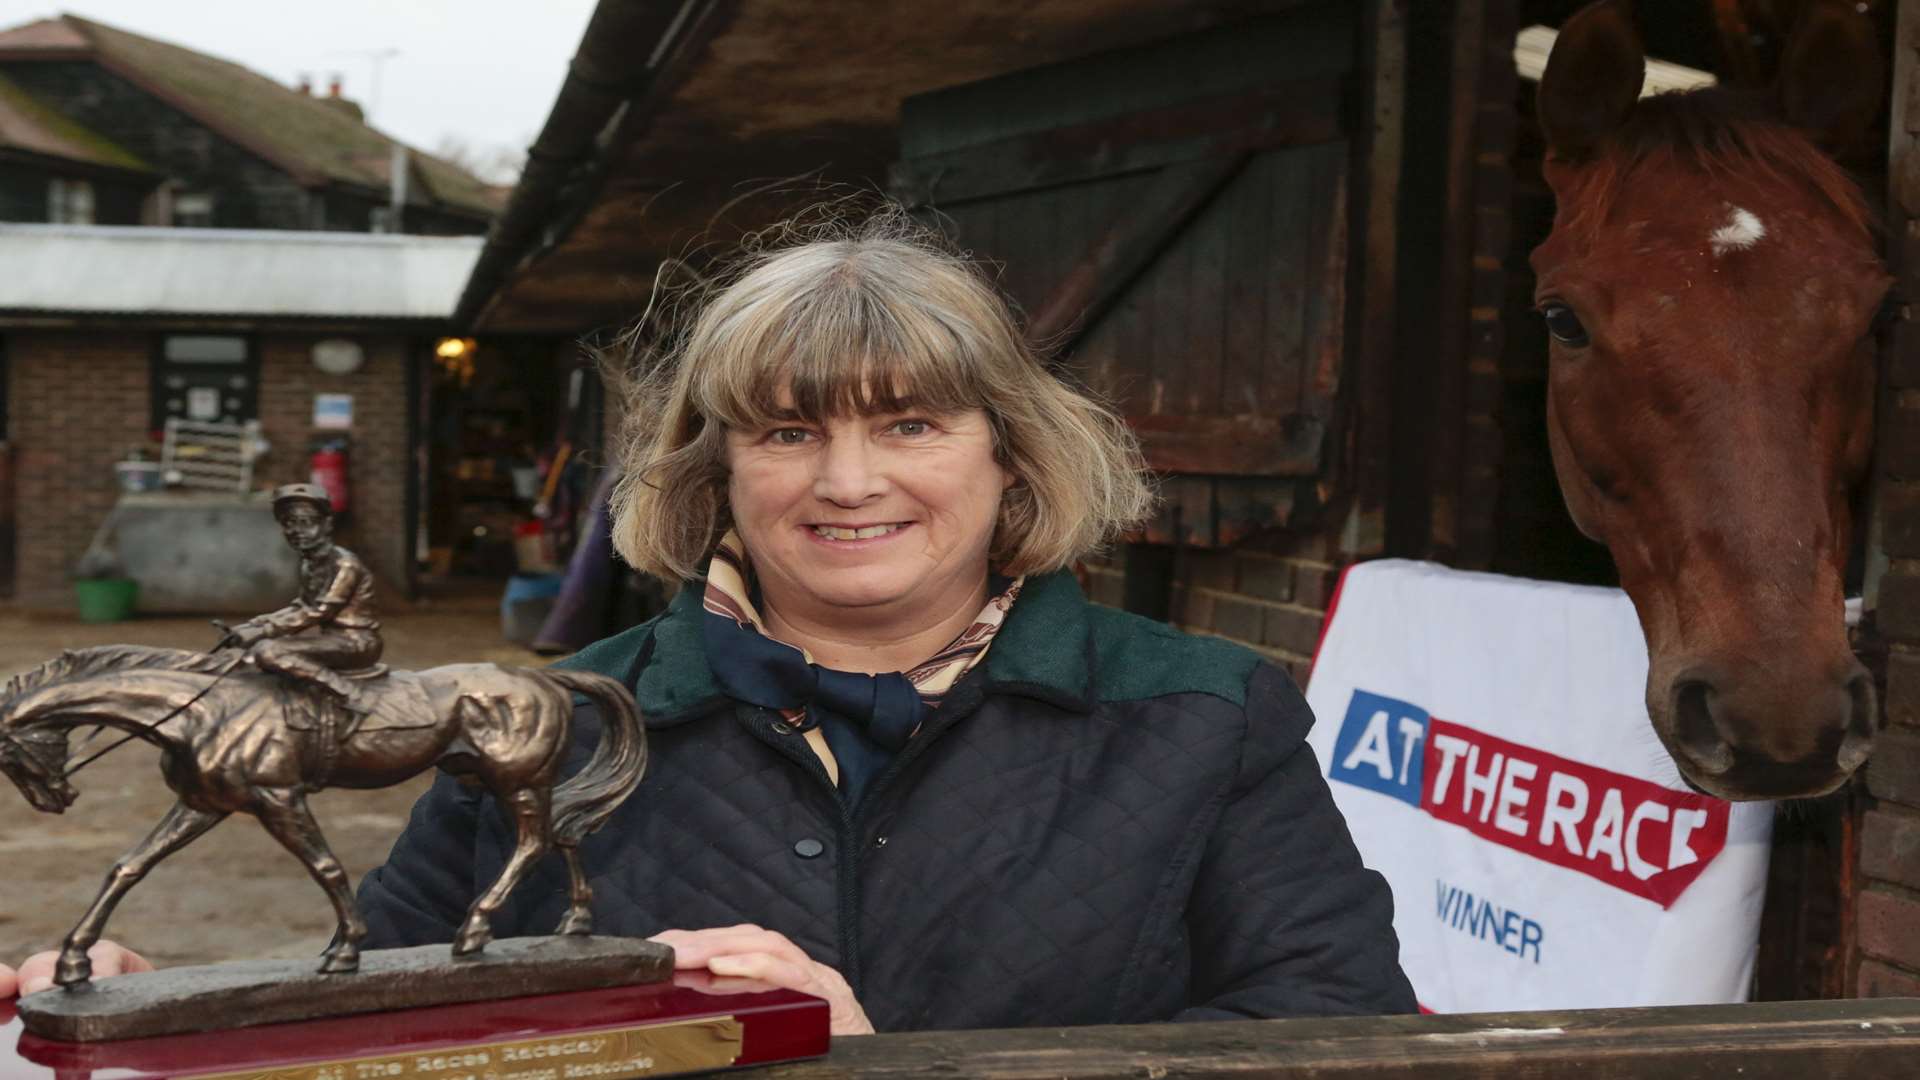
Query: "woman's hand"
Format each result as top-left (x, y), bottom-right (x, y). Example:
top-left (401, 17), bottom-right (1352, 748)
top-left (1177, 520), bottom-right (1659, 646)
top-left (650, 925), bottom-right (873, 1035)
top-left (10, 941), bottom-right (153, 995)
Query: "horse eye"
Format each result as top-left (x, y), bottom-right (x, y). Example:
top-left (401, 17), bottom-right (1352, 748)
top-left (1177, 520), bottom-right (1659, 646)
top-left (1539, 302), bottom-right (1590, 348)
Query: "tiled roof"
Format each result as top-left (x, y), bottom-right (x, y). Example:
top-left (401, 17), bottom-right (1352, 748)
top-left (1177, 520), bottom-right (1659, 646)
top-left (0, 70), bottom-right (149, 171)
top-left (0, 14), bottom-right (496, 217)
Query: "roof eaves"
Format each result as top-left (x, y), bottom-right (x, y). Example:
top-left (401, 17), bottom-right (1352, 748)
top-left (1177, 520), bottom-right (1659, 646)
top-left (452, 0), bottom-right (729, 330)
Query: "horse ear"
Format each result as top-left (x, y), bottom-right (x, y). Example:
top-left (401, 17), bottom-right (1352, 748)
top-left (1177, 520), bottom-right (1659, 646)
top-left (1776, 0), bottom-right (1884, 156)
top-left (1538, 0), bottom-right (1645, 162)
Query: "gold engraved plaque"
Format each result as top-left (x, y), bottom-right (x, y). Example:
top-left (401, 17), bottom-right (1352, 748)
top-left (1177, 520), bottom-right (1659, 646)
top-left (183, 1015), bottom-right (745, 1080)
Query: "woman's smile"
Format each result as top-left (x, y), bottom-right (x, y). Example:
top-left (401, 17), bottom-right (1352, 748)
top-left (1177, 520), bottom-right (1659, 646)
top-left (805, 521), bottom-right (914, 544)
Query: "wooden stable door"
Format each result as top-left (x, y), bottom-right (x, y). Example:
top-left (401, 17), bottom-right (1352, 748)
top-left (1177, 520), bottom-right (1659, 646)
top-left (892, 2), bottom-right (1390, 551)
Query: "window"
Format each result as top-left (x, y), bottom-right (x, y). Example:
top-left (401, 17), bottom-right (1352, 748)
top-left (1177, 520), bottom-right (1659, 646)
top-left (47, 178), bottom-right (94, 224)
top-left (152, 335), bottom-right (257, 432)
top-left (172, 192), bottom-right (215, 228)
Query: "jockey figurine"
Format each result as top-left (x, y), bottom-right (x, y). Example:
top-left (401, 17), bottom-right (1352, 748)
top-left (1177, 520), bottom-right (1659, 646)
top-left (230, 483), bottom-right (382, 714)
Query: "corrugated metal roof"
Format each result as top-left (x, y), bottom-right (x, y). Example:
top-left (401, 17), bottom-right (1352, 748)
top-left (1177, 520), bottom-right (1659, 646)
top-left (0, 225), bottom-right (483, 320)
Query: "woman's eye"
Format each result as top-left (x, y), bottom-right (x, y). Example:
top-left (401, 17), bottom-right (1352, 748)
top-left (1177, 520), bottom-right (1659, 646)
top-left (770, 428), bottom-right (812, 445)
top-left (1539, 301), bottom-right (1590, 348)
top-left (891, 419), bottom-right (931, 436)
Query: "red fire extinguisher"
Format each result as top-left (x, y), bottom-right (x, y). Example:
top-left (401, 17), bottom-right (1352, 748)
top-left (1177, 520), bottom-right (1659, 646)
top-left (310, 438), bottom-right (350, 515)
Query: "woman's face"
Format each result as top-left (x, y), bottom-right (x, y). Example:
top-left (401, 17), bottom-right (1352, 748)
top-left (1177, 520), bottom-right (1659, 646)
top-left (725, 399), bottom-right (1012, 626)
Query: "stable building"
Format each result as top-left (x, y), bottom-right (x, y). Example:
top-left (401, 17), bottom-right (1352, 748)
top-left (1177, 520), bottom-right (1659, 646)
top-left (0, 224), bottom-right (482, 609)
top-left (450, 0), bottom-right (1920, 1010)
top-left (0, 14), bottom-right (498, 233)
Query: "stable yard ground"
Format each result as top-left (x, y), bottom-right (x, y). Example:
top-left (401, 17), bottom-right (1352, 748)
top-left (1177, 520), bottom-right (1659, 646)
top-left (0, 587), bottom-right (543, 969)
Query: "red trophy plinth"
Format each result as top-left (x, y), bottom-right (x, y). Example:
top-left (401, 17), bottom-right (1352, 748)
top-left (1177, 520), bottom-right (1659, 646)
top-left (1, 973), bottom-right (828, 1080)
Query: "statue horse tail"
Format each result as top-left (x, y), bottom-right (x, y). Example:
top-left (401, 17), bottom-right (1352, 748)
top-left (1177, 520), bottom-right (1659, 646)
top-left (543, 670), bottom-right (647, 846)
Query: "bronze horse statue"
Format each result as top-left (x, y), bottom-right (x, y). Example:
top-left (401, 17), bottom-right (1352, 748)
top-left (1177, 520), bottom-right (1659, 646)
top-left (1534, 0), bottom-right (1891, 799)
top-left (0, 645), bottom-right (644, 989)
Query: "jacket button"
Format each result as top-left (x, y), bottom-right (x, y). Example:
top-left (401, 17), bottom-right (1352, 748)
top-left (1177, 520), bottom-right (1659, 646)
top-left (793, 838), bottom-right (825, 859)
top-left (873, 836), bottom-right (888, 848)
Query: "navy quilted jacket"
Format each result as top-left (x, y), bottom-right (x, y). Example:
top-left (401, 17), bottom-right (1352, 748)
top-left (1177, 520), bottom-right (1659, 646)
top-left (356, 571), bottom-right (1416, 1030)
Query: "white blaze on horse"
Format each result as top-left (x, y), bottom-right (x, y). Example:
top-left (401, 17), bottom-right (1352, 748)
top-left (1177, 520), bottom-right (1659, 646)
top-left (1533, 0), bottom-right (1892, 800)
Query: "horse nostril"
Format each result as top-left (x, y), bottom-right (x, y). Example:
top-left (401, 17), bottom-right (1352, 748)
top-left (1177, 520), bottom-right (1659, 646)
top-left (1837, 671), bottom-right (1879, 775)
top-left (1673, 678), bottom-right (1734, 775)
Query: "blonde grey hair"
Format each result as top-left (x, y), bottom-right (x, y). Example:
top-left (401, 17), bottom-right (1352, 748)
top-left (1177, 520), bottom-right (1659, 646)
top-left (605, 212), bottom-right (1154, 581)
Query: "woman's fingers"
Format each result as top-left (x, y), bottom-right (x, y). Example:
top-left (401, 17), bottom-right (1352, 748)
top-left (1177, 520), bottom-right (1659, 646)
top-left (650, 925), bottom-right (811, 969)
top-left (16, 951), bottom-right (58, 995)
top-left (647, 927), bottom-right (874, 1035)
top-left (0, 961), bottom-right (16, 999)
top-left (705, 951), bottom-right (871, 1035)
top-left (15, 942), bottom-right (152, 995)
top-left (95, 942), bottom-right (155, 977)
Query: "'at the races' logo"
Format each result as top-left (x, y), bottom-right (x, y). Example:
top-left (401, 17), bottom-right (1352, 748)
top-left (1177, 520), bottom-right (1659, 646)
top-left (1329, 689), bottom-right (1729, 908)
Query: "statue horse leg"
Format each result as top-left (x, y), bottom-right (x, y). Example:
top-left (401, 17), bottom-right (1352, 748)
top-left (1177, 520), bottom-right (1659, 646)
top-left (253, 786), bottom-right (365, 973)
top-left (56, 800), bottom-right (226, 987)
top-left (554, 844), bottom-right (593, 936)
top-left (452, 786), bottom-right (553, 955)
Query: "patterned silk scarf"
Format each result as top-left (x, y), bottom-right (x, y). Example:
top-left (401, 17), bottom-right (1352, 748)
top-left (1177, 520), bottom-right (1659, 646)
top-left (701, 530), bottom-right (1022, 799)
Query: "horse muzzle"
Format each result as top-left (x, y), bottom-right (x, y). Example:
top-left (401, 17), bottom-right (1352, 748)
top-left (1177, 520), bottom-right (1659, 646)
top-left (1657, 659), bottom-right (1877, 801)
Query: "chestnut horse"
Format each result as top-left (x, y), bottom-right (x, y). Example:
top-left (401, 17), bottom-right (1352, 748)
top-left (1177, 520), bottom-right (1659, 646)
top-left (1534, 0), bottom-right (1891, 800)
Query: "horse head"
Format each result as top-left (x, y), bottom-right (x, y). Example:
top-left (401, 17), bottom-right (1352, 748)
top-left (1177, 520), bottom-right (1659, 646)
top-left (0, 726), bottom-right (76, 813)
top-left (1532, 0), bottom-right (1891, 800)
top-left (0, 645), bottom-right (223, 813)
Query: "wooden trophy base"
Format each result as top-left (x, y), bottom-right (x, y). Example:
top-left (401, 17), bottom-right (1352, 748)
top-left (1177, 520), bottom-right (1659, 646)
top-left (15, 938), bottom-right (677, 1042)
top-left (2, 960), bottom-right (828, 1080)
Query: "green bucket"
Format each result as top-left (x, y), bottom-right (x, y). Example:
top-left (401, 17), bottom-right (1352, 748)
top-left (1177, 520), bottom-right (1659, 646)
top-left (74, 577), bottom-right (138, 623)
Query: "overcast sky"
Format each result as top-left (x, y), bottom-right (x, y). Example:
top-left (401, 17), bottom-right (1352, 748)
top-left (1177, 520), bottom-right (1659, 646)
top-left (0, 0), bottom-right (600, 181)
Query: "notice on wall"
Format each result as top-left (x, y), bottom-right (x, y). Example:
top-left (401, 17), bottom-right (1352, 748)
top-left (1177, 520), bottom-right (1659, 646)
top-left (1304, 560), bottom-right (1771, 1012)
top-left (186, 386), bottom-right (221, 421)
top-left (313, 393), bottom-right (354, 430)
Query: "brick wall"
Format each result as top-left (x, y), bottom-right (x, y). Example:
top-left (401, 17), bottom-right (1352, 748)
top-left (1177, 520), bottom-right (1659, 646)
top-left (9, 331), bottom-right (151, 608)
top-left (1859, 0), bottom-right (1920, 1001)
top-left (1082, 530), bottom-right (1340, 687)
top-left (7, 330), bottom-right (415, 609)
top-left (255, 336), bottom-right (413, 595)
top-left (1861, 386), bottom-right (1920, 989)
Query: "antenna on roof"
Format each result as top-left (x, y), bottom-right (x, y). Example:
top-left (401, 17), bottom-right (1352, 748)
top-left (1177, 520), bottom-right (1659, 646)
top-left (327, 47), bottom-right (400, 123)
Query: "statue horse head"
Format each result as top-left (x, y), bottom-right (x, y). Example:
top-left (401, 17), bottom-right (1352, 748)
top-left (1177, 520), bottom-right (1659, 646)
top-left (0, 645), bottom-right (223, 813)
top-left (1533, 0), bottom-right (1891, 800)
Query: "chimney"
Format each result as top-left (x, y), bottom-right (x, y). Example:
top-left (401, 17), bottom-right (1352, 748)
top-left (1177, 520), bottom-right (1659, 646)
top-left (328, 73), bottom-right (343, 99)
top-left (296, 73), bottom-right (312, 95)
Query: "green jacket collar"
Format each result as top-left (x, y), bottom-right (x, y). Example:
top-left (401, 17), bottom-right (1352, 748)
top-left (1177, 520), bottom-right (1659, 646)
top-left (553, 570), bottom-right (1097, 725)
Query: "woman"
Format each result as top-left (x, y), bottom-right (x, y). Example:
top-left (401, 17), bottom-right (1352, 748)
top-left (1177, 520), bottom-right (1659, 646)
top-left (6, 216), bottom-right (1414, 1030)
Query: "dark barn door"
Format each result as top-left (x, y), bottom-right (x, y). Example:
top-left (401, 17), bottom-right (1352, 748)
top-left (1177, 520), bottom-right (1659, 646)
top-left (893, 2), bottom-right (1389, 617)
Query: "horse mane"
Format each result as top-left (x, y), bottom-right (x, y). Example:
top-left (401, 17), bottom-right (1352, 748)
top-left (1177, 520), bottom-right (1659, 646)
top-left (1557, 87), bottom-right (1874, 243)
top-left (3, 645), bottom-right (231, 702)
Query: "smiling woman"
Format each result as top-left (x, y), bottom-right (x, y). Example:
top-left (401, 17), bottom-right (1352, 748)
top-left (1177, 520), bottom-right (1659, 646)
top-left (340, 209), bottom-right (1418, 1032)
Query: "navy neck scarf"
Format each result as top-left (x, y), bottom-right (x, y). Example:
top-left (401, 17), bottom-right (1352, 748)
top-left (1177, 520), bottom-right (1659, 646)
top-left (698, 533), bottom-right (1020, 804)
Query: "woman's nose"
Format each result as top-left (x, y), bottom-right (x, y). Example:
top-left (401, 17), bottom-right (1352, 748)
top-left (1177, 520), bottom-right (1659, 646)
top-left (812, 436), bottom-right (886, 505)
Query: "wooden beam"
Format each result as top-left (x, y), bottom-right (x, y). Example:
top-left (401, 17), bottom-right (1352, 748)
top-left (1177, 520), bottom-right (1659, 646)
top-left (1336, 0), bottom-right (1408, 560)
top-left (1128, 413), bottom-right (1325, 476)
top-left (1025, 153), bottom-right (1249, 353)
top-left (761, 998), bottom-right (1920, 1079)
top-left (890, 77), bottom-right (1347, 207)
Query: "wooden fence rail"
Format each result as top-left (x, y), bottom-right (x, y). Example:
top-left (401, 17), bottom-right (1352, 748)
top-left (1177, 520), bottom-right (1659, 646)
top-left (764, 998), bottom-right (1920, 1079)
